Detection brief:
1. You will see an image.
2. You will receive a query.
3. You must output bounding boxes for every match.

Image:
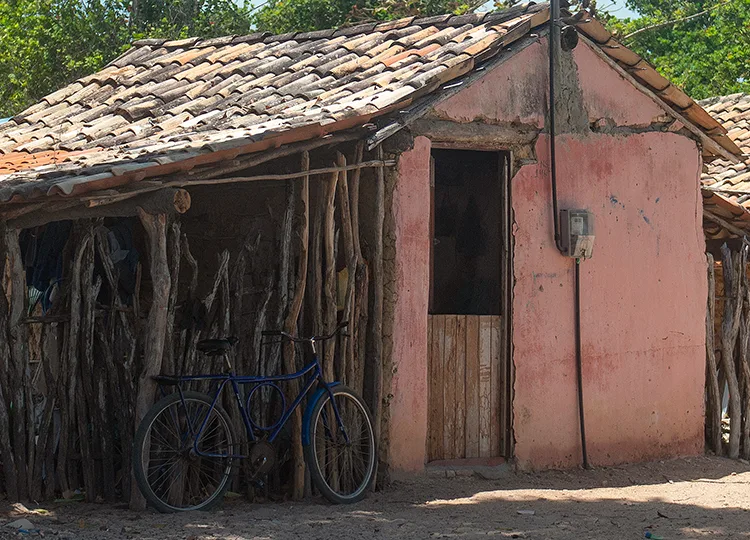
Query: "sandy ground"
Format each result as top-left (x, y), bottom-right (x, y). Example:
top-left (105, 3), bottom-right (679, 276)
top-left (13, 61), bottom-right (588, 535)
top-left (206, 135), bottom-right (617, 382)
top-left (2, 456), bottom-right (750, 539)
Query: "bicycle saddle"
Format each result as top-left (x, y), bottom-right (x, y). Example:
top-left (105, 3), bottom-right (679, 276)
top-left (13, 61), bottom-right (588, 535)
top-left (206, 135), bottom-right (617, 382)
top-left (197, 337), bottom-right (238, 355)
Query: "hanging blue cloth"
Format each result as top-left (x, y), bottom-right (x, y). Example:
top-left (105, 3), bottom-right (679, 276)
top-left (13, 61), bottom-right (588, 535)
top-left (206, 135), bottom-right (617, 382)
top-left (20, 221), bottom-right (72, 312)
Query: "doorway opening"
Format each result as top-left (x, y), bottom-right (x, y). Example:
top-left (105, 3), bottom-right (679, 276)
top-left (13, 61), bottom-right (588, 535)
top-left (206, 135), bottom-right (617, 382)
top-left (427, 148), bottom-right (511, 462)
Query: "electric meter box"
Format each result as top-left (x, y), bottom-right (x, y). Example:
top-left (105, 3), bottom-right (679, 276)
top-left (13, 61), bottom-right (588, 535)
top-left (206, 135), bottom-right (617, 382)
top-left (560, 209), bottom-right (595, 258)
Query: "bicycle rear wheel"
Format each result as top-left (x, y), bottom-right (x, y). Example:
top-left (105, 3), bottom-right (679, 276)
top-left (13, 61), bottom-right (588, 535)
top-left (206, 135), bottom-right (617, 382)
top-left (133, 391), bottom-right (236, 512)
top-left (304, 386), bottom-right (376, 504)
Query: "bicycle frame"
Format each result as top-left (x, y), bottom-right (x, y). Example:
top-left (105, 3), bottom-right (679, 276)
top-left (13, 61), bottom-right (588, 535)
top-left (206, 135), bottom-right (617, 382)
top-left (160, 346), bottom-right (346, 460)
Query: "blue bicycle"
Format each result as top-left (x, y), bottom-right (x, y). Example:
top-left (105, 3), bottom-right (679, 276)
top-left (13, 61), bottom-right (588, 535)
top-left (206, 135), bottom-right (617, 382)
top-left (132, 322), bottom-right (377, 512)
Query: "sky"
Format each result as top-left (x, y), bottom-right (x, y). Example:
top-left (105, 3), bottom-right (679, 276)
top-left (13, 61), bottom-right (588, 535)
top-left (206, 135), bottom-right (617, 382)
top-left (601, 0), bottom-right (640, 18)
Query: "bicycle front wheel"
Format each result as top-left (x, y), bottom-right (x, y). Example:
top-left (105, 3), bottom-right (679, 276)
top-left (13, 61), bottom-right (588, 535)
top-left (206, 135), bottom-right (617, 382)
top-left (305, 386), bottom-right (376, 504)
top-left (132, 391), bottom-right (236, 513)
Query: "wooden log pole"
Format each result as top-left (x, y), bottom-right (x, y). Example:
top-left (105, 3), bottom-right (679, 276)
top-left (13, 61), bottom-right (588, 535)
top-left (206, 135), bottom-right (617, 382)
top-left (162, 221), bottom-right (182, 375)
top-left (130, 211), bottom-right (171, 510)
top-left (59, 227), bottom-right (91, 498)
top-left (0, 224), bottom-right (19, 500)
top-left (8, 188), bottom-right (191, 230)
top-left (336, 152), bottom-right (357, 386)
top-left (705, 252), bottom-right (722, 455)
top-left (310, 180), bottom-right (324, 340)
top-left (349, 142), bottom-right (368, 398)
top-left (283, 152), bottom-right (310, 499)
top-left (323, 171), bottom-right (338, 383)
top-left (741, 262), bottom-right (750, 459)
top-left (720, 243), bottom-right (744, 459)
top-left (178, 233), bottom-right (199, 375)
top-left (77, 233), bottom-right (99, 501)
top-left (370, 145), bottom-right (386, 489)
top-left (5, 226), bottom-right (31, 499)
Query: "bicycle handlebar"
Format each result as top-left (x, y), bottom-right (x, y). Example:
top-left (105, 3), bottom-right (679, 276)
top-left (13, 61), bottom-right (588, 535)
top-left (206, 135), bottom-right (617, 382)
top-left (262, 321), bottom-right (349, 343)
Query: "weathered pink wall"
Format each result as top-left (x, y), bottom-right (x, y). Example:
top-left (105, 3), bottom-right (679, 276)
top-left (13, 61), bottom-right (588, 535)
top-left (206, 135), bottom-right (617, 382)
top-left (388, 38), bottom-right (707, 471)
top-left (388, 135), bottom-right (432, 472)
top-left (512, 133), bottom-right (705, 468)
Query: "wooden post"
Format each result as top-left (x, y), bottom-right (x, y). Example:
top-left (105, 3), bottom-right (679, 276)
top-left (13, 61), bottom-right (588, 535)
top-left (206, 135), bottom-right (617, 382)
top-left (130, 211), bottom-right (171, 510)
top-left (705, 253), bottom-right (722, 455)
top-left (270, 182), bottom-right (295, 381)
top-left (370, 145), bottom-right (386, 488)
top-left (0, 223), bottom-right (19, 501)
top-left (77, 233), bottom-right (99, 501)
top-left (178, 233), bottom-right (199, 375)
top-left (741, 262), bottom-right (750, 459)
top-left (283, 152), bottom-right (310, 499)
top-left (720, 243), bottom-right (744, 459)
top-left (56, 228), bottom-right (91, 498)
top-left (349, 142), bottom-right (369, 398)
top-left (162, 221), bottom-right (182, 375)
top-left (336, 152), bottom-right (357, 386)
top-left (323, 170), bottom-right (338, 383)
top-left (310, 179), bottom-right (324, 340)
top-left (5, 227), bottom-right (30, 499)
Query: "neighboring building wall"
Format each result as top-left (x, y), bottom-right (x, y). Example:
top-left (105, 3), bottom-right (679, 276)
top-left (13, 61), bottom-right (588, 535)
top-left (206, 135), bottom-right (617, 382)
top-left (388, 38), bottom-right (706, 471)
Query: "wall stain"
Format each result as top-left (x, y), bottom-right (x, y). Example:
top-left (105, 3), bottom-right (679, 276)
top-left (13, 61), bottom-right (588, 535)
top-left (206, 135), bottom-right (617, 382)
top-left (609, 195), bottom-right (625, 209)
top-left (638, 208), bottom-right (652, 226)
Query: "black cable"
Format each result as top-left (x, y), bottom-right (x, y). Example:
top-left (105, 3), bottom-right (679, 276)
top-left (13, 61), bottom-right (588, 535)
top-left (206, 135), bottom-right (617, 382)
top-left (575, 259), bottom-right (589, 469)
top-left (550, 0), bottom-right (588, 469)
top-left (549, 0), bottom-right (563, 252)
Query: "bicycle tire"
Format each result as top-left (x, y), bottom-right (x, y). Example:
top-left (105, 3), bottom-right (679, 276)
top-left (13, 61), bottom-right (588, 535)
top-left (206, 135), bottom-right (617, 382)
top-left (132, 391), bottom-right (236, 513)
top-left (304, 386), bottom-right (376, 504)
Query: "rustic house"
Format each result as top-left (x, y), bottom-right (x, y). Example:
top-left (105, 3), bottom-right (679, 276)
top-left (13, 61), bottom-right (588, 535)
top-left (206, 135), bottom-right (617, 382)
top-left (0, 2), bottom-right (743, 505)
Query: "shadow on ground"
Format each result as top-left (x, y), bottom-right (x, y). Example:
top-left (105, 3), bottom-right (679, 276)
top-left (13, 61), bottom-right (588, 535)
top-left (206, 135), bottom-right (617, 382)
top-left (2, 456), bottom-right (749, 539)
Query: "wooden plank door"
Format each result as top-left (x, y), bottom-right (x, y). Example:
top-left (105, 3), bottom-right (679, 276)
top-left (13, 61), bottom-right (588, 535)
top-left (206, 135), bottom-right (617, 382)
top-left (427, 314), bottom-right (503, 460)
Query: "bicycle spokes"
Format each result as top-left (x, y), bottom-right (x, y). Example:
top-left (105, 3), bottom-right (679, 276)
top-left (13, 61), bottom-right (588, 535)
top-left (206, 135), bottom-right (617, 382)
top-left (313, 393), bottom-right (374, 498)
top-left (140, 396), bottom-right (234, 511)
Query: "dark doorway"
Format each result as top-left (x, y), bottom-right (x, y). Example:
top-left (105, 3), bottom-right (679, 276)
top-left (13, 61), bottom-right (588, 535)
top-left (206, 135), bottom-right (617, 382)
top-left (426, 148), bottom-right (511, 462)
top-left (430, 149), bottom-right (503, 316)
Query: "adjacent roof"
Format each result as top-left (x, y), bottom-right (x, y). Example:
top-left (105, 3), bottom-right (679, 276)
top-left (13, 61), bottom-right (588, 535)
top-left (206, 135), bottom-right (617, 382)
top-left (700, 93), bottom-right (750, 238)
top-left (0, 3), bottom-right (742, 206)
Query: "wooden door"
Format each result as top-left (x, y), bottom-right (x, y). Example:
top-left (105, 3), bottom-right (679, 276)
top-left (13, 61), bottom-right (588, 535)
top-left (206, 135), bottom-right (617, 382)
top-left (427, 149), bottom-right (509, 462)
top-left (427, 314), bottom-right (503, 460)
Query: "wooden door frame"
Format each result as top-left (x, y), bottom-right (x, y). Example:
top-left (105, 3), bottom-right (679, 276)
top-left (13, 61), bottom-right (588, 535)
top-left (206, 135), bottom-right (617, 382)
top-left (500, 151), bottom-right (514, 459)
top-left (428, 144), bottom-right (515, 459)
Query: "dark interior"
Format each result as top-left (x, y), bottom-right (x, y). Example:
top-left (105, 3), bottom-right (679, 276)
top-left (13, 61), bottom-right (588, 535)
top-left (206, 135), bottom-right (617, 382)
top-left (430, 149), bottom-right (503, 316)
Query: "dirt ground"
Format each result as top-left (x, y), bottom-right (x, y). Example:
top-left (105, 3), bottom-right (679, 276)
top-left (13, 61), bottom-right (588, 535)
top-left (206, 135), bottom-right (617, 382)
top-left (2, 456), bottom-right (750, 539)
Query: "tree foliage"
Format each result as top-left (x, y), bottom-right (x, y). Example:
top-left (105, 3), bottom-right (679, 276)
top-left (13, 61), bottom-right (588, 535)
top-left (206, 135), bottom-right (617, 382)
top-left (604, 0), bottom-right (750, 100)
top-left (0, 0), bottom-right (253, 117)
top-left (251, 0), bottom-right (483, 34)
top-left (2, 0), bottom-right (749, 119)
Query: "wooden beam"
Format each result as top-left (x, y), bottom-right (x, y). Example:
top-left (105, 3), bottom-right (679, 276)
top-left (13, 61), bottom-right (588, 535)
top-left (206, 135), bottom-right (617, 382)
top-left (7, 188), bottom-right (191, 229)
top-left (411, 119), bottom-right (539, 149)
top-left (703, 209), bottom-right (749, 239)
top-left (183, 131), bottom-right (364, 182)
top-left (579, 35), bottom-right (739, 163)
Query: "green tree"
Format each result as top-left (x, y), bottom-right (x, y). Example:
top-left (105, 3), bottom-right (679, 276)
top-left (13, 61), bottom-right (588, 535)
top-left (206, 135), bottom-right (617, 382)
top-left (252, 0), bottom-right (485, 35)
top-left (0, 0), bottom-right (253, 118)
top-left (604, 0), bottom-right (750, 99)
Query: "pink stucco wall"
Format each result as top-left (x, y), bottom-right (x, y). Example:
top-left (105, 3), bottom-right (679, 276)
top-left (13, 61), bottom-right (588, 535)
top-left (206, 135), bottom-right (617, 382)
top-left (388, 39), bottom-right (707, 471)
top-left (388, 135), bottom-right (432, 472)
top-left (512, 133), bottom-right (705, 469)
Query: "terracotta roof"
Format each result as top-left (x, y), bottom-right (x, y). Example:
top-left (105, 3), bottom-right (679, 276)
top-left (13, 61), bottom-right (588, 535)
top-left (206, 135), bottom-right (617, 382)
top-left (699, 94), bottom-right (750, 238)
top-left (0, 3), bottom-right (741, 205)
